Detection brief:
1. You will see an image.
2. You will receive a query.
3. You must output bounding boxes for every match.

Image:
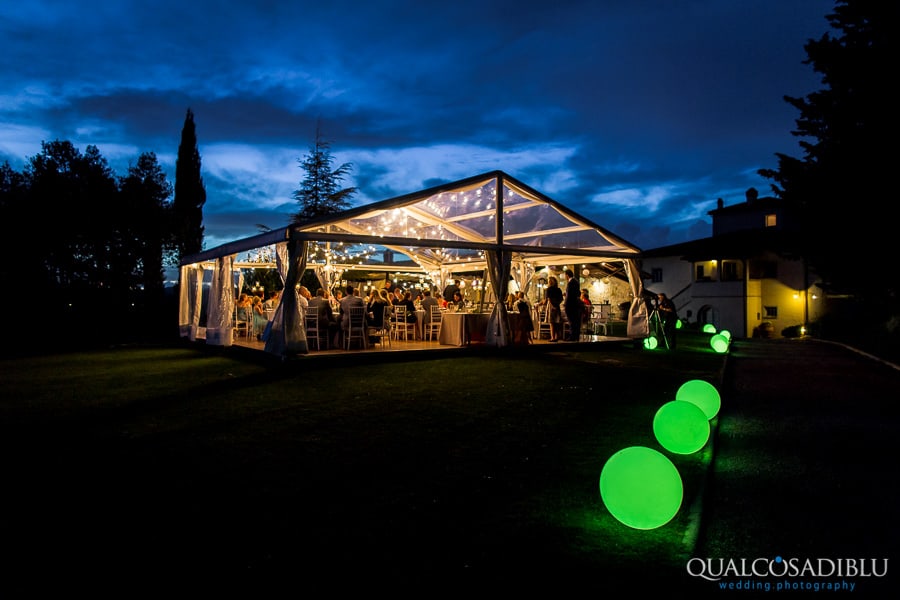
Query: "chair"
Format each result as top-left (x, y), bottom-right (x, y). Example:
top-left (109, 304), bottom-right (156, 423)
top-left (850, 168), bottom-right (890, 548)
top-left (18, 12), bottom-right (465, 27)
top-left (344, 305), bottom-right (368, 350)
top-left (425, 305), bottom-right (443, 341)
top-left (367, 305), bottom-right (393, 349)
top-left (392, 306), bottom-right (415, 341)
top-left (592, 304), bottom-right (611, 336)
top-left (306, 312), bottom-right (326, 350)
top-left (234, 306), bottom-right (251, 339)
top-left (534, 306), bottom-right (551, 340)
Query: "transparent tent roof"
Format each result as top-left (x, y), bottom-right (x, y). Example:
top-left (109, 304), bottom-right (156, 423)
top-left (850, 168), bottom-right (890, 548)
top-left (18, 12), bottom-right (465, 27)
top-left (182, 171), bottom-right (642, 273)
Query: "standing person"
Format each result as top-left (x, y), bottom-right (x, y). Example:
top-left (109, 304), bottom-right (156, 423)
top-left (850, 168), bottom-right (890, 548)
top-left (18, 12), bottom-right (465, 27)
top-left (512, 291), bottom-right (534, 345)
top-left (563, 269), bottom-right (582, 341)
top-left (544, 276), bottom-right (563, 342)
top-left (656, 292), bottom-right (678, 350)
top-left (442, 279), bottom-right (460, 305)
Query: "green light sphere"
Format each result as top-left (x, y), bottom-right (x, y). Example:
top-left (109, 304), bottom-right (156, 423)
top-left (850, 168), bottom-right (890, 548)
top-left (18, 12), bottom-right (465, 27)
top-left (653, 401), bottom-right (710, 454)
top-left (710, 334), bottom-right (730, 353)
top-left (702, 323), bottom-right (717, 334)
top-left (643, 335), bottom-right (659, 350)
top-left (675, 319), bottom-right (683, 329)
top-left (719, 329), bottom-right (731, 340)
top-left (599, 446), bottom-right (683, 529)
top-left (676, 379), bottom-right (721, 419)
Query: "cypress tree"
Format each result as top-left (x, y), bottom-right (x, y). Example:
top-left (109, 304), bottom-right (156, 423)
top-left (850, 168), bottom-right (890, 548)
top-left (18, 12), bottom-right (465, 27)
top-left (173, 108), bottom-right (206, 259)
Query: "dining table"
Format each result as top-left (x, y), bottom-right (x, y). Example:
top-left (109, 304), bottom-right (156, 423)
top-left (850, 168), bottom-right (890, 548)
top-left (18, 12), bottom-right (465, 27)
top-left (438, 311), bottom-right (492, 346)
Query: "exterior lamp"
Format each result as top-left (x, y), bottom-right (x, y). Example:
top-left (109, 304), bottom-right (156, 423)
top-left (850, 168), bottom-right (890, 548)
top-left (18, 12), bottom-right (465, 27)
top-left (599, 446), bottom-right (683, 530)
top-left (676, 379), bottom-right (721, 420)
top-left (653, 401), bottom-right (710, 454)
top-left (710, 334), bottom-right (729, 353)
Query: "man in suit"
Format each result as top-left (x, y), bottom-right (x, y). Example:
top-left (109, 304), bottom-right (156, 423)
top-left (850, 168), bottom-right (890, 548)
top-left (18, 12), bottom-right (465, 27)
top-left (563, 269), bottom-right (582, 341)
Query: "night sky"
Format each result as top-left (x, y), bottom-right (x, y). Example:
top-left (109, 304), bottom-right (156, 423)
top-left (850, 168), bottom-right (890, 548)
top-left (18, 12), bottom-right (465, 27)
top-left (1, 0), bottom-right (833, 251)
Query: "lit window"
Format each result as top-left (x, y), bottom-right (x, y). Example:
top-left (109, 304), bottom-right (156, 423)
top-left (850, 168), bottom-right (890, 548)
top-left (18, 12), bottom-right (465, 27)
top-left (765, 213), bottom-right (777, 227)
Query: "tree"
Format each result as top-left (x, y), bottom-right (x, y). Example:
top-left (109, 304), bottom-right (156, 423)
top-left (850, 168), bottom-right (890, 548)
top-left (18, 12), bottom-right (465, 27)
top-left (0, 161), bottom-right (30, 290)
top-left (291, 121), bottom-right (358, 224)
top-left (119, 152), bottom-right (174, 297)
top-left (173, 108), bottom-right (206, 260)
top-left (759, 0), bottom-right (893, 301)
top-left (26, 140), bottom-right (118, 292)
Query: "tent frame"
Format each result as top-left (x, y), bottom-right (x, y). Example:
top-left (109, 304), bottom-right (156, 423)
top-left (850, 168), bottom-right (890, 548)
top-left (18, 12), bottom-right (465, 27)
top-left (179, 171), bottom-right (650, 355)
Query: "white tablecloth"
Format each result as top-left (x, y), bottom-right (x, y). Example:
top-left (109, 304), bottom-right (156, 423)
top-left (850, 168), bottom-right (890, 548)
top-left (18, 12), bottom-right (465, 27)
top-left (438, 312), bottom-right (491, 346)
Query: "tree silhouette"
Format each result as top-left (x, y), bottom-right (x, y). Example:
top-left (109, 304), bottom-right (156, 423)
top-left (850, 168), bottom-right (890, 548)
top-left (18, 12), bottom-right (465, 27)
top-left (759, 0), bottom-right (892, 301)
top-left (291, 121), bottom-right (357, 224)
top-left (173, 108), bottom-right (206, 260)
top-left (119, 151), bottom-right (173, 298)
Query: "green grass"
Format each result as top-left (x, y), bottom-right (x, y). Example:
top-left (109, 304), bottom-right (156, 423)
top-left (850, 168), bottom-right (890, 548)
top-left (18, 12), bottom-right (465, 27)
top-left (0, 334), bottom-right (726, 592)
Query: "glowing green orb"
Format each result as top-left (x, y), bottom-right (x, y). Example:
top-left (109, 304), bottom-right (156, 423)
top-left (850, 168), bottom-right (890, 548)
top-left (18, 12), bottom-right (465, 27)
top-left (676, 379), bottom-right (721, 419)
top-left (702, 323), bottom-right (717, 334)
top-left (710, 334), bottom-right (729, 353)
top-left (643, 335), bottom-right (659, 350)
top-left (675, 319), bottom-right (683, 329)
top-left (719, 329), bottom-right (731, 340)
top-left (599, 446), bottom-right (683, 529)
top-left (653, 401), bottom-right (710, 454)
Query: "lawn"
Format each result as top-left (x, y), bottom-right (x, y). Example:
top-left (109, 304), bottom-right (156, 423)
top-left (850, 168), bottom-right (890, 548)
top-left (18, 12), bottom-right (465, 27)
top-left (0, 333), bottom-right (726, 593)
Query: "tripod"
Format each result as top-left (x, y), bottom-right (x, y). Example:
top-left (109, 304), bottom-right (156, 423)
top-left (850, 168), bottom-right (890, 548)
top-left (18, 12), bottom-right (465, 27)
top-left (648, 306), bottom-right (670, 350)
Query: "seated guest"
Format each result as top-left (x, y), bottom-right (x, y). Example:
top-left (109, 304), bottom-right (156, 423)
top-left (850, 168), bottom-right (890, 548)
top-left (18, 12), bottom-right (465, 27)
top-left (250, 295), bottom-right (269, 337)
top-left (235, 293), bottom-right (252, 322)
top-left (339, 286), bottom-right (366, 332)
top-left (399, 291), bottom-right (418, 323)
top-left (297, 285), bottom-right (311, 312)
top-left (330, 289), bottom-right (343, 309)
top-left (420, 289), bottom-right (439, 323)
top-left (581, 288), bottom-right (593, 322)
top-left (263, 290), bottom-right (280, 310)
top-left (309, 288), bottom-right (339, 344)
top-left (451, 290), bottom-right (466, 311)
top-left (367, 289), bottom-right (391, 343)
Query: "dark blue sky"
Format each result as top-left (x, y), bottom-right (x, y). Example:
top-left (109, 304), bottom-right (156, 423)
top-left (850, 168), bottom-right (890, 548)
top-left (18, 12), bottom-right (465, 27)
top-left (1, 0), bottom-right (832, 250)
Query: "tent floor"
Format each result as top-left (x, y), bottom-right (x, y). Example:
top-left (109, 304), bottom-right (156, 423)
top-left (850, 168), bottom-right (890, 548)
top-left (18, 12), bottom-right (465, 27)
top-left (227, 331), bottom-right (630, 357)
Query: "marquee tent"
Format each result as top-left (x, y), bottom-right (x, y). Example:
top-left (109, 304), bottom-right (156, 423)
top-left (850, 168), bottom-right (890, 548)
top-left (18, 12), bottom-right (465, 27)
top-left (179, 170), bottom-right (650, 355)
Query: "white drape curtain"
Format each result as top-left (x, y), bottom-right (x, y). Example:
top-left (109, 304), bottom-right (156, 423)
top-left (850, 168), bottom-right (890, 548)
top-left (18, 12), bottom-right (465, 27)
top-left (275, 242), bottom-right (288, 282)
top-left (625, 258), bottom-right (649, 337)
top-left (485, 250), bottom-right (511, 347)
top-left (206, 255), bottom-right (235, 346)
top-left (178, 265), bottom-right (204, 341)
top-left (265, 237), bottom-right (309, 356)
